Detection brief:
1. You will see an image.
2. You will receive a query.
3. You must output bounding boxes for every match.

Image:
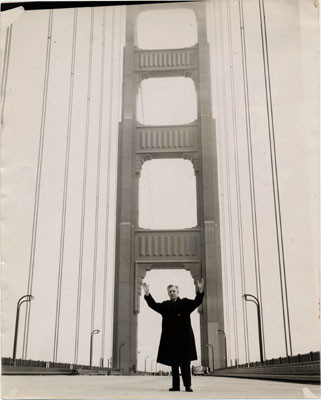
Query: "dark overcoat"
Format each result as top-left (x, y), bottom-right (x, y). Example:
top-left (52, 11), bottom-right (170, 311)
top-left (144, 291), bottom-right (204, 366)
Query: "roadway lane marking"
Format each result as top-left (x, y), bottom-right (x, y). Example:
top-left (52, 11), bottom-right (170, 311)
top-left (303, 387), bottom-right (318, 398)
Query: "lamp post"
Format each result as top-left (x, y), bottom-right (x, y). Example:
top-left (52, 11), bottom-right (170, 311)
top-left (118, 343), bottom-right (127, 370)
top-left (206, 344), bottom-right (215, 371)
top-left (217, 329), bottom-right (227, 368)
top-left (242, 293), bottom-right (264, 363)
top-left (13, 295), bottom-right (34, 364)
top-left (137, 350), bottom-right (141, 372)
top-left (144, 355), bottom-right (149, 373)
top-left (90, 329), bottom-right (100, 367)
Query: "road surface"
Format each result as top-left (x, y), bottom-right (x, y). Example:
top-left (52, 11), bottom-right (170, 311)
top-left (2, 375), bottom-right (320, 399)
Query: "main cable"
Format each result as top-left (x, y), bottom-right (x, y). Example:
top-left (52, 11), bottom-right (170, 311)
top-left (74, 8), bottom-right (95, 365)
top-left (225, 0), bottom-right (250, 364)
top-left (0, 25), bottom-right (13, 131)
top-left (209, 0), bottom-right (232, 365)
top-left (22, 10), bottom-right (54, 359)
top-left (53, 8), bottom-right (78, 363)
top-left (218, 0), bottom-right (239, 363)
top-left (90, 6), bottom-right (107, 340)
top-left (108, 5), bottom-right (126, 367)
top-left (238, 0), bottom-right (266, 358)
top-left (258, 0), bottom-right (292, 356)
top-left (101, 6), bottom-right (114, 365)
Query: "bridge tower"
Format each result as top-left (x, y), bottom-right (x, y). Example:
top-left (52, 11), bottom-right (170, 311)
top-left (113, 2), bottom-right (225, 372)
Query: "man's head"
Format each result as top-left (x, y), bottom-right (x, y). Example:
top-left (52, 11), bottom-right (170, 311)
top-left (167, 284), bottom-right (179, 300)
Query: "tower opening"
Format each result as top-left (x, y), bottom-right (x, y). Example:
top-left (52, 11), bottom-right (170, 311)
top-left (137, 269), bottom-right (201, 372)
top-left (136, 77), bottom-right (197, 126)
top-left (138, 159), bottom-right (197, 229)
top-left (136, 9), bottom-right (197, 50)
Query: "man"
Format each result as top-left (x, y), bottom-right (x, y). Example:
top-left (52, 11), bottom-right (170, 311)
top-left (142, 278), bottom-right (204, 392)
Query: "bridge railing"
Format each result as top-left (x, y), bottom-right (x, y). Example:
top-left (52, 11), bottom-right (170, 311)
top-left (212, 351), bottom-right (320, 383)
top-left (1, 357), bottom-right (113, 375)
top-left (234, 351), bottom-right (320, 368)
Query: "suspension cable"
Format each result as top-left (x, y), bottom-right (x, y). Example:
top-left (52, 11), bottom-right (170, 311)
top-left (90, 6), bottom-right (107, 341)
top-left (22, 10), bottom-right (54, 359)
top-left (52, 8), bottom-right (78, 363)
top-left (109, 6), bottom-right (126, 367)
top-left (238, 0), bottom-right (266, 358)
top-left (209, 0), bottom-right (232, 366)
top-left (218, 0), bottom-right (239, 363)
top-left (74, 8), bottom-right (95, 365)
top-left (0, 25), bottom-right (13, 131)
top-left (225, 0), bottom-right (250, 364)
top-left (101, 6), bottom-right (115, 365)
top-left (258, 0), bottom-right (292, 356)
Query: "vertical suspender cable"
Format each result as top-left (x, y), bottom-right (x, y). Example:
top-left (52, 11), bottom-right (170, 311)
top-left (118, 7), bottom-right (125, 123)
top-left (53, 9), bottom-right (78, 363)
top-left (238, 0), bottom-right (266, 358)
top-left (90, 6), bottom-right (107, 339)
top-left (0, 25), bottom-right (13, 131)
top-left (218, 0), bottom-right (239, 363)
top-left (101, 7), bottom-right (115, 365)
top-left (258, 0), bottom-right (292, 356)
top-left (209, 0), bottom-right (232, 365)
top-left (0, 27), bottom-right (13, 333)
top-left (22, 10), bottom-right (54, 359)
top-left (0, 24), bottom-right (13, 216)
top-left (225, 0), bottom-right (250, 364)
top-left (109, 6), bottom-right (125, 365)
top-left (74, 8), bottom-right (95, 365)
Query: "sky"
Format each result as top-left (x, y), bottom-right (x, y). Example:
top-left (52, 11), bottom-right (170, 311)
top-left (0, 0), bottom-right (319, 372)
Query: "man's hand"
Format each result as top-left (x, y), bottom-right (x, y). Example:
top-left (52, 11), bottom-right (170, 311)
top-left (196, 278), bottom-right (204, 293)
top-left (142, 282), bottom-right (150, 296)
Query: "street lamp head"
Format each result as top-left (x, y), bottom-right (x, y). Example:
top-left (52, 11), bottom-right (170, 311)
top-left (29, 295), bottom-right (35, 300)
top-left (92, 329), bottom-right (100, 335)
top-left (18, 294), bottom-right (35, 304)
top-left (242, 293), bottom-right (259, 305)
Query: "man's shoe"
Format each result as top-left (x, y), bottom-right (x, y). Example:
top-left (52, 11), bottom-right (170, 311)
top-left (169, 388), bottom-right (180, 391)
top-left (185, 387), bottom-right (193, 392)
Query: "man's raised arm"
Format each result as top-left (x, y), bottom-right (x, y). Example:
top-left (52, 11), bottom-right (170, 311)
top-left (143, 282), bottom-right (163, 314)
top-left (187, 278), bottom-right (205, 312)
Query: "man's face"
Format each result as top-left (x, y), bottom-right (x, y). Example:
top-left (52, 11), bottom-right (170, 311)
top-left (168, 286), bottom-right (179, 300)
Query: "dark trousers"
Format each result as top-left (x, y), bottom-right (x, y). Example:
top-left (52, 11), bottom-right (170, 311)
top-left (171, 361), bottom-right (191, 388)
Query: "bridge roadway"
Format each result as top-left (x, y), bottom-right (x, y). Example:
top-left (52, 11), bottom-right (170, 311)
top-left (2, 375), bottom-right (320, 399)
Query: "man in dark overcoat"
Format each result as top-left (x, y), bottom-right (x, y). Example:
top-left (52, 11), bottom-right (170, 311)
top-left (143, 279), bottom-right (204, 392)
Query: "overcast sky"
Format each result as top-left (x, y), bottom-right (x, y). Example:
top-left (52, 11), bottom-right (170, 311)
top-left (1, 0), bottom-right (319, 371)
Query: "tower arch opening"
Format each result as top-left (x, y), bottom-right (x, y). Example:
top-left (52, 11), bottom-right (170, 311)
top-left (136, 77), bottom-right (197, 126)
top-left (137, 269), bottom-right (201, 372)
top-left (136, 8), bottom-right (197, 50)
top-left (138, 159), bottom-right (197, 229)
